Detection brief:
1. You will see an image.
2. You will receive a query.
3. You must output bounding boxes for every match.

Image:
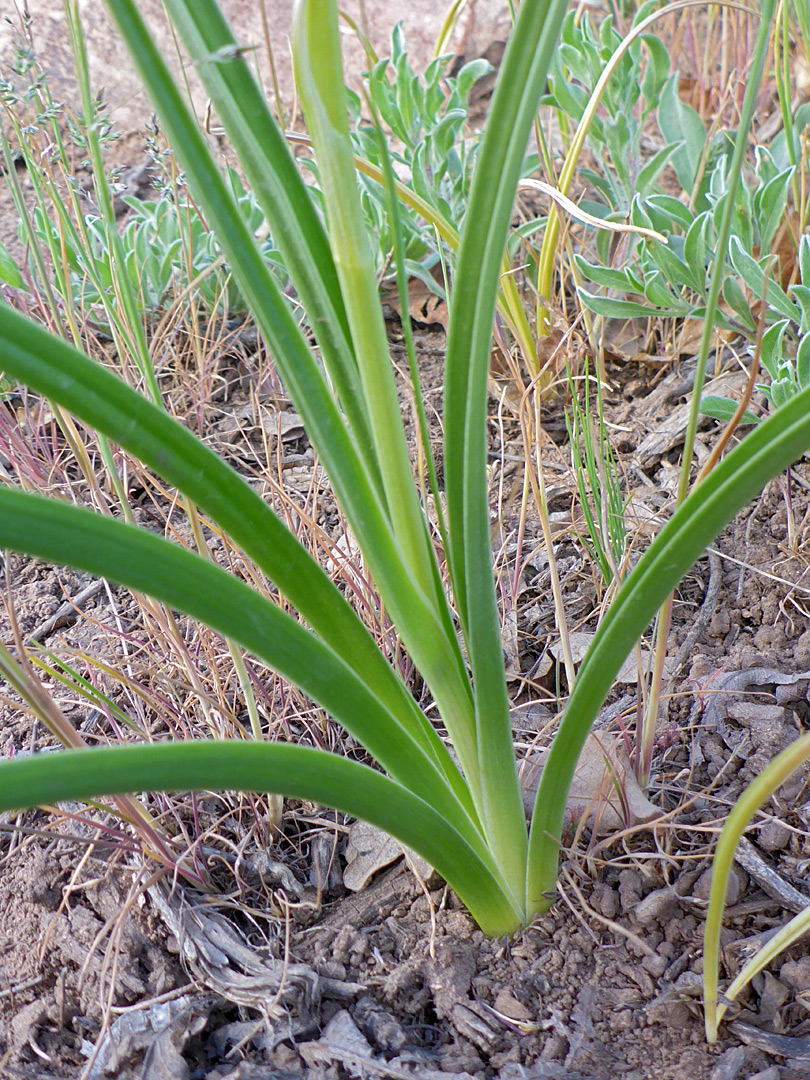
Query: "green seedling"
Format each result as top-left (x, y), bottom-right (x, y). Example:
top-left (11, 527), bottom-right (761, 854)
top-left (565, 364), bottom-right (629, 587)
top-left (29, 175), bottom-right (289, 321)
top-left (703, 731), bottom-right (810, 1042)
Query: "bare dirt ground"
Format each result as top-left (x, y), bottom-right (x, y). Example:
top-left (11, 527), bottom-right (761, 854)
top-left (0, 4), bottom-right (809, 1080)
top-left (0, 0), bottom-right (510, 134)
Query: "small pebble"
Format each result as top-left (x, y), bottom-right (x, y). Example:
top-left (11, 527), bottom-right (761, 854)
top-left (693, 866), bottom-right (743, 905)
top-left (641, 954), bottom-right (668, 978)
top-left (633, 887), bottom-right (680, 927)
top-left (758, 819), bottom-right (791, 851)
top-left (779, 956), bottom-right (810, 991)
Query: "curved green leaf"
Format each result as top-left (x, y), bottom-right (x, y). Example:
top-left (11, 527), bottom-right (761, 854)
top-left (442, 0), bottom-right (570, 900)
top-left (102, 0), bottom-right (478, 779)
top-left (703, 731), bottom-right (810, 1041)
top-left (699, 395), bottom-right (760, 425)
top-left (158, 0), bottom-right (376, 465)
top-left (527, 384), bottom-right (810, 910)
top-left (577, 288), bottom-right (686, 320)
top-left (0, 487), bottom-right (485, 846)
top-left (0, 741), bottom-right (521, 937)
top-left (0, 302), bottom-right (470, 793)
top-left (291, 0), bottom-right (456, 633)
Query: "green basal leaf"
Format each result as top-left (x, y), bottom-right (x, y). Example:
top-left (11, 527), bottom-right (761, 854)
top-left (657, 74), bottom-right (706, 197)
top-left (755, 166), bottom-right (795, 252)
top-left (722, 275), bottom-right (758, 332)
top-left (0, 301), bottom-right (466, 799)
top-left (292, 0), bottom-right (486, 814)
top-left (729, 236), bottom-right (800, 323)
top-left (759, 319), bottom-right (790, 381)
top-left (797, 333), bottom-right (810, 388)
top-left (443, 0), bottom-right (569, 903)
top-left (683, 212), bottom-right (709, 286)
top-left (0, 486), bottom-right (477, 835)
top-left (0, 237), bottom-right (24, 289)
top-left (699, 395), bottom-right (760, 425)
top-left (0, 741), bottom-right (519, 936)
top-left (150, 0), bottom-right (376, 472)
top-left (576, 288), bottom-right (684, 320)
top-left (574, 254), bottom-right (644, 294)
top-left (635, 140), bottom-right (679, 193)
top-left (528, 383), bottom-right (810, 910)
top-left (790, 285), bottom-right (810, 328)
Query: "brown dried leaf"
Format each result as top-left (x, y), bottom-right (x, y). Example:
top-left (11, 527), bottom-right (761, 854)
top-left (382, 276), bottom-right (448, 331)
top-left (549, 632), bottom-right (675, 684)
top-left (343, 820), bottom-right (433, 892)
top-left (520, 732), bottom-right (660, 834)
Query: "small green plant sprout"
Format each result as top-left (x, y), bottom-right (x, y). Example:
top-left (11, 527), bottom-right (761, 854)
top-left (29, 174), bottom-right (290, 321)
top-left (700, 236), bottom-right (810, 423)
top-left (565, 364), bottom-right (629, 588)
top-left (0, 0), bottom-right (808, 947)
top-left (703, 731), bottom-right (810, 1043)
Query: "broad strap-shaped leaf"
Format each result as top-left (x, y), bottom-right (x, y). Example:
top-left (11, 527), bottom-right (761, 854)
top-left (0, 303), bottom-right (471, 807)
top-left (0, 741), bottom-right (521, 937)
top-left (442, 0), bottom-right (570, 901)
top-left (0, 487), bottom-right (486, 846)
top-left (527, 383), bottom-right (810, 911)
top-left (159, 0), bottom-right (376, 469)
top-left (291, 0), bottom-right (454, 623)
top-left (103, 0), bottom-right (477, 773)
